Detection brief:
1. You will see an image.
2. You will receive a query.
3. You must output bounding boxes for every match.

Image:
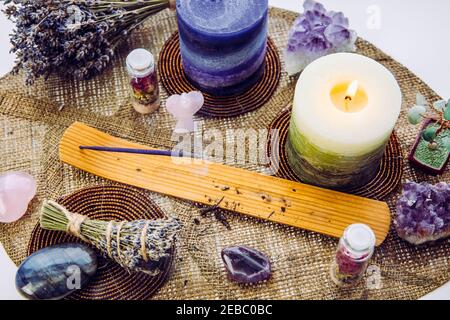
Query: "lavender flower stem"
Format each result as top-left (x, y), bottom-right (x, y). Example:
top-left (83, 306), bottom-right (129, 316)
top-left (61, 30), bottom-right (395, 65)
top-left (4, 0), bottom-right (171, 84)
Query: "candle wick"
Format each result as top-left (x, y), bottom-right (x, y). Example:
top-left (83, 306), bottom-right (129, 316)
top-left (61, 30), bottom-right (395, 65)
top-left (344, 96), bottom-right (352, 111)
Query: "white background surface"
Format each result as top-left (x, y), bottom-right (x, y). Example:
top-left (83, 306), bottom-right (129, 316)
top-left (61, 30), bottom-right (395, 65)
top-left (0, 0), bottom-right (449, 300)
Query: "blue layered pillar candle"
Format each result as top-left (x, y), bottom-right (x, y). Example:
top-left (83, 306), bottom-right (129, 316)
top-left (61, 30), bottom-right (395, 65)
top-left (176, 0), bottom-right (268, 96)
top-left (286, 53), bottom-right (402, 190)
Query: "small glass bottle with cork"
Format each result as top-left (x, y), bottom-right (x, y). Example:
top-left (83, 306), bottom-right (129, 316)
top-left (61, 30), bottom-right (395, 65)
top-left (126, 48), bottom-right (160, 114)
top-left (330, 223), bottom-right (376, 287)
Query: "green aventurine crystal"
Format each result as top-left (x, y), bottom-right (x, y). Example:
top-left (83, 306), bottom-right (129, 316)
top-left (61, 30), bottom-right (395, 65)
top-left (414, 124), bottom-right (450, 169)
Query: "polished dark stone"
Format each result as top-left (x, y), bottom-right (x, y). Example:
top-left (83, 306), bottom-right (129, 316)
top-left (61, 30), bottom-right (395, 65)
top-left (221, 246), bottom-right (271, 284)
top-left (16, 243), bottom-right (97, 300)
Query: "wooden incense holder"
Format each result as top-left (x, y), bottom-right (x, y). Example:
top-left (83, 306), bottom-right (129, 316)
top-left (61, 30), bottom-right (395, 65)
top-left (59, 122), bottom-right (391, 245)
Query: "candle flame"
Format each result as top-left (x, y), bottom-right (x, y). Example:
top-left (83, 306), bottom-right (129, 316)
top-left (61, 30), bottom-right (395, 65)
top-left (345, 80), bottom-right (359, 100)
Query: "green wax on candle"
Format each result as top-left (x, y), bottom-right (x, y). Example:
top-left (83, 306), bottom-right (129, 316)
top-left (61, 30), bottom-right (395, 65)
top-left (286, 120), bottom-right (387, 190)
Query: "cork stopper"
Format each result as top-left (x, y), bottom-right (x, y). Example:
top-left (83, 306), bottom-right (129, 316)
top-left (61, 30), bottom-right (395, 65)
top-left (169, 0), bottom-right (176, 10)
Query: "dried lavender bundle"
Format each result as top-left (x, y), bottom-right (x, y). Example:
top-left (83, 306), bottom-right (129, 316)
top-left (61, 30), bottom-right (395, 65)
top-left (4, 0), bottom-right (173, 84)
top-left (40, 200), bottom-right (181, 275)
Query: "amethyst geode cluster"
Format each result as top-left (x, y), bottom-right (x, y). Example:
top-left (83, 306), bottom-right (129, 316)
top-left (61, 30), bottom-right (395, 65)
top-left (284, 0), bottom-right (356, 75)
top-left (395, 182), bottom-right (450, 245)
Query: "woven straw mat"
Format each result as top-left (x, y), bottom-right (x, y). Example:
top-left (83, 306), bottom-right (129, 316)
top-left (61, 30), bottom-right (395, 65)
top-left (0, 8), bottom-right (448, 300)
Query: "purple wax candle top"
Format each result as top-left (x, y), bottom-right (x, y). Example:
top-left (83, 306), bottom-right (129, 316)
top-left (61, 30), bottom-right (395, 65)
top-left (177, 0), bottom-right (268, 34)
top-left (177, 0), bottom-right (268, 96)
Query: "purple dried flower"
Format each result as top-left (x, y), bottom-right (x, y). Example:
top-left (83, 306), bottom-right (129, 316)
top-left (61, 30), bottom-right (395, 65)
top-left (4, 0), bottom-right (171, 85)
top-left (395, 181), bottom-right (450, 245)
top-left (284, 0), bottom-right (357, 75)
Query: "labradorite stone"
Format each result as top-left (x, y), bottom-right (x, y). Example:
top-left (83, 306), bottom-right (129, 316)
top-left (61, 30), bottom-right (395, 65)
top-left (16, 243), bottom-right (97, 300)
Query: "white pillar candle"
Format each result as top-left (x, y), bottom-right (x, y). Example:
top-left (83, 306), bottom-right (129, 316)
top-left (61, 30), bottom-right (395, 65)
top-left (287, 53), bottom-right (402, 190)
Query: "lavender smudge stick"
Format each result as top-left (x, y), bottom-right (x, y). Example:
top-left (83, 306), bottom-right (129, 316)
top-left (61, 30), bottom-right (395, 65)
top-left (40, 200), bottom-right (181, 275)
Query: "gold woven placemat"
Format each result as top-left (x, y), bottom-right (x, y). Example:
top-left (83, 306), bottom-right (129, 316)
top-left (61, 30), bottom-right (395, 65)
top-left (0, 8), bottom-right (448, 300)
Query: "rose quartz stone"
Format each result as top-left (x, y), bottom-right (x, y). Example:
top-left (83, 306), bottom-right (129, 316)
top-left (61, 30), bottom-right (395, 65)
top-left (0, 172), bottom-right (37, 223)
top-left (166, 91), bottom-right (204, 133)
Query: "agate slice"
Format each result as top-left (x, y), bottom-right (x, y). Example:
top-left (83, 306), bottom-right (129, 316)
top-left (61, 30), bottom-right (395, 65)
top-left (0, 171), bottom-right (37, 223)
top-left (221, 246), bottom-right (271, 284)
top-left (16, 243), bottom-right (98, 300)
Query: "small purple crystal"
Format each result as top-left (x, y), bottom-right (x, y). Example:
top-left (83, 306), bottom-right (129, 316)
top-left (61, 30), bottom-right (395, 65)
top-left (284, 0), bottom-right (357, 75)
top-left (395, 182), bottom-right (450, 245)
top-left (221, 246), bottom-right (271, 284)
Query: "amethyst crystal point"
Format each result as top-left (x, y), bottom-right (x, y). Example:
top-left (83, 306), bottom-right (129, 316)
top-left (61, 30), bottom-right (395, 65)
top-left (395, 182), bottom-right (450, 245)
top-left (284, 0), bottom-right (356, 75)
top-left (221, 246), bottom-right (271, 284)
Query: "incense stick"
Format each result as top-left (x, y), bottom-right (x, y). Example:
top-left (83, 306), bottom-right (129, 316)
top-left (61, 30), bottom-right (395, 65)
top-left (79, 146), bottom-right (189, 157)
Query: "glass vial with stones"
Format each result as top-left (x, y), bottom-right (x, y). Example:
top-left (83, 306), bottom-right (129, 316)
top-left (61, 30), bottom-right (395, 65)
top-left (330, 224), bottom-right (376, 287)
top-left (126, 48), bottom-right (160, 114)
